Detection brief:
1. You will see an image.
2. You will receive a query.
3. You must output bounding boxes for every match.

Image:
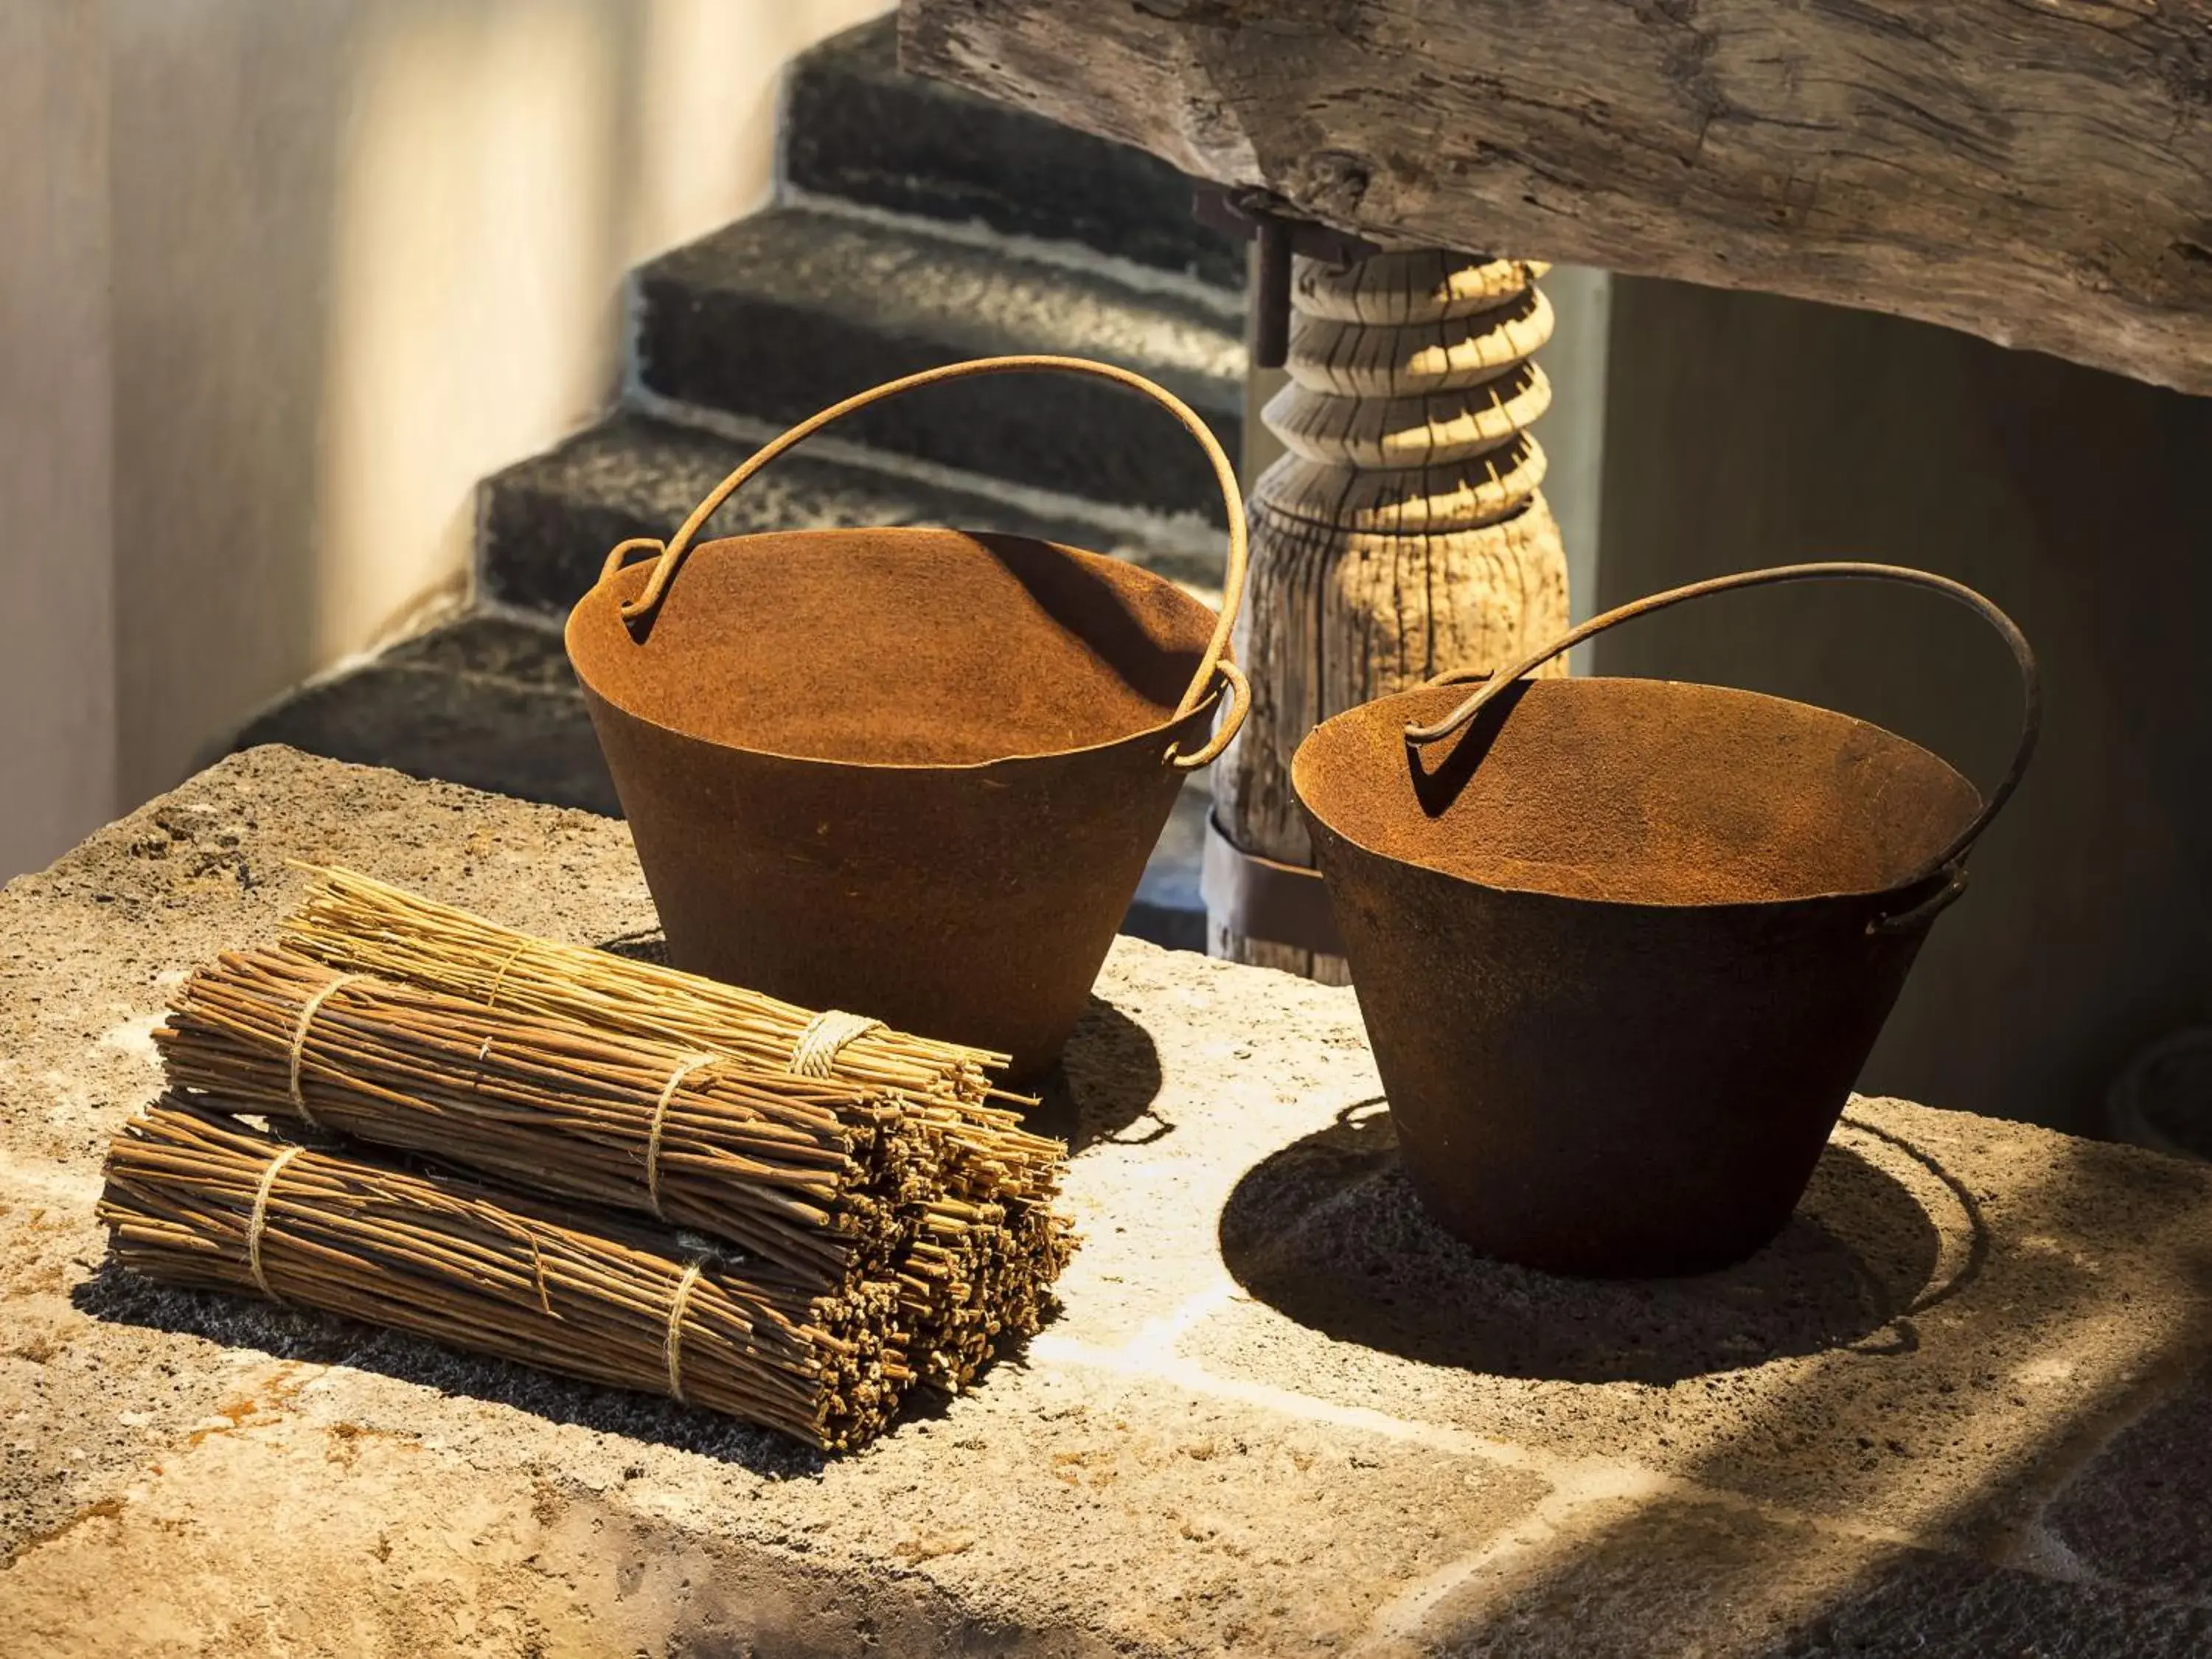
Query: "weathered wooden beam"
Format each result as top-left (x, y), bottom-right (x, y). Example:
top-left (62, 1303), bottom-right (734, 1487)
top-left (902, 0), bottom-right (2212, 397)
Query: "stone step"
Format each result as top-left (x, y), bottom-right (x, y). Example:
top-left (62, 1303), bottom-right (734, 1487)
top-left (228, 608), bottom-right (1209, 951)
top-left (632, 206), bottom-right (1246, 523)
top-left (782, 17), bottom-right (1243, 288)
top-left (476, 410), bottom-right (1228, 619)
top-left (229, 613), bottom-right (616, 817)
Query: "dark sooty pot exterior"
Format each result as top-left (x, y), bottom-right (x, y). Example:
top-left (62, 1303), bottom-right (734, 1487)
top-left (1295, 681), bottom-right (1975, 1279)
top-left (570, 529), bottom-right (1221, 1084)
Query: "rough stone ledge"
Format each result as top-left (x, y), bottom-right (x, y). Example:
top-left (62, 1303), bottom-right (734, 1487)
top-left (4, 747), bottom-right (2211, 1656)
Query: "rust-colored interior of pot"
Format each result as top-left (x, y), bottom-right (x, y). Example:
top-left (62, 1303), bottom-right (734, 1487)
top-left (568, 528), bottom-right (1218, 765)
top-left (1295, 678), bottom-right (1983, 906)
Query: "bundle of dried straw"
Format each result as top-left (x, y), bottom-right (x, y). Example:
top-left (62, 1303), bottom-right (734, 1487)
top-left (97, 872), bottom-right (1077, 1442)
top-left (281, 866), bottom-right (1066, 1214)
top-left (100, 1102), bottom-right (906, 1449)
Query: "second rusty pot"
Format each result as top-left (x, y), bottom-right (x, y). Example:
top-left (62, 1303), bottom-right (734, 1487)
top-left (567, 356), bottom-right (1249, 1082)
top-left (1293, 563), bottom-right (2039, 1277)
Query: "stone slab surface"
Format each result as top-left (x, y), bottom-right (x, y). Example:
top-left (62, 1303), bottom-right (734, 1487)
top-left (4, 748), bottom-right (2212, 1656)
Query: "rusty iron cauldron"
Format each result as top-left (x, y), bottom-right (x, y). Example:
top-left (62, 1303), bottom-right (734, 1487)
top-left (566, 355), bottom-right (1249, 1084)
top-left (1293, 563), bottom-right (2039, 1278)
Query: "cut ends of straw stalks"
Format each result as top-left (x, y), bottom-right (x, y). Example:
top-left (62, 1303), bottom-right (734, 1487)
top-left (97, 869), bottom-right (1077, 1450)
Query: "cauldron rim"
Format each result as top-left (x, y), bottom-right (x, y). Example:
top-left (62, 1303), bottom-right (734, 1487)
top-left (1292, 675), bottom-right (1984, 914)
top-left (566, 525), bottom-right (1234, 776)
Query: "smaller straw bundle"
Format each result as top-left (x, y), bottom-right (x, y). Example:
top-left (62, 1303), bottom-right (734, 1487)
top-left (157, 948), bottom-right (928, 1285)
top-left (282, 867), bottom-right (1002, 1098)
top-left (280, 867), bottom-right (1066, 1211)
top-left (100, 1103), bottom-right (905, 1450)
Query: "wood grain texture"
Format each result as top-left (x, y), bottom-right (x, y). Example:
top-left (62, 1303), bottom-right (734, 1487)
top-left (1286, 288), bottom-right (1557, 397)
top-left (1293, 251), bottom-right (1548, 323)
top-left (1265, 364), bottom-right (1554, 468)
top-left (1210, 493), bottom-right (1568, 980)
top-left (902, 0), bottom-right (2212, 394)
top-left (1253, 438), bottom-right (1551, 530)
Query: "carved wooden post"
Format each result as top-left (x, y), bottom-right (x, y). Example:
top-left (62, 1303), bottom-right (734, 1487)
top-left (1205, 248), bottom-right (1570, 981)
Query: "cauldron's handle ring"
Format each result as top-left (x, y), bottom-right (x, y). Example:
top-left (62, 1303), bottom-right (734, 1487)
top-left (1404, 561), bottom-right (2042, 917)
top-left (600, 354), bottom-right (1249, 747)
top-left (1166, 661), bottom-right (1248, 771)
top-left (1867, 866), bottom-right (1969, 936)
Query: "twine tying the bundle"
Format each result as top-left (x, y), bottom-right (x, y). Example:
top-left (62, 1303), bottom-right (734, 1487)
top-left (246, 1144), bottom-right (305, 1298)
top-left (788, 1009), bottom-right (884, 1079)
top-left (285, 973), bottom-right (364, 1129)
top-left (663, 1261), bottom-right (704, 1405)
top-left (485, 942), bottom-right (535, 1009)
top-left (644, 1054), bottom-right (717, 1219)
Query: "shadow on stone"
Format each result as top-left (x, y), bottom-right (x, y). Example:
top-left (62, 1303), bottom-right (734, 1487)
top-left (1028, 994), bottom-right (1166, 1153)
top-left (597, 928), bottom-right (672, 965)
top-left (2043, 1256), bottom-right (2212, 1604)
top-left (1219, 1101), bottom-right (1959, 1384)
top-left (72, 1253), bottom-right (1048, 1478)
top-left (71, 1259), bottom-right (840, 1476)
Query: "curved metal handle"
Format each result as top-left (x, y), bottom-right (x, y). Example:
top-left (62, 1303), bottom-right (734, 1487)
top-left (600, 354), bottom-right (1250, 737)
top-left (1405, 561), bottom-right (2041, 905)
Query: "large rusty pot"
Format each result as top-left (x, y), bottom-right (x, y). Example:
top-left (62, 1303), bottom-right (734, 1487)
top-left (567, 356), bottom-right (1248, 1082)
top-left (1293, 564), bottom-right (2038, 1277)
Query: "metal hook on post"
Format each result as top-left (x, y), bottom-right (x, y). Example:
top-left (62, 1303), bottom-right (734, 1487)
top-left (1191, 186), bottom-right (1381, 369)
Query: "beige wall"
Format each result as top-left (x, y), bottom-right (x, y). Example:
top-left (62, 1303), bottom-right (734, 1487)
top-left (4, 0), bottom-right (885, 878)
top-left (1, 0), bottom-right (116, 883)
top-left (1596, 279), bottom-right (2212, 1135)
top-left (1534, 265), bottom-right (1611, 630)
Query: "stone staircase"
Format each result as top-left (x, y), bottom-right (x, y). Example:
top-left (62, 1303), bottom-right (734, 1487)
top-left (232, 17), bottom-right (1242, 950)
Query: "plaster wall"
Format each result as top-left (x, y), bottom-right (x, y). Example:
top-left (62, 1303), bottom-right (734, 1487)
top-left (2, 0), bottom-right (886, 879)
top-left (0, 0), bottom-right (116, 882)
top-left (108, 0), bottom-right (887, 810)
top-left (1595, 279), bottom-right (2212, 1135)
top-left (1534, 264), bottom-right (1611, 632)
